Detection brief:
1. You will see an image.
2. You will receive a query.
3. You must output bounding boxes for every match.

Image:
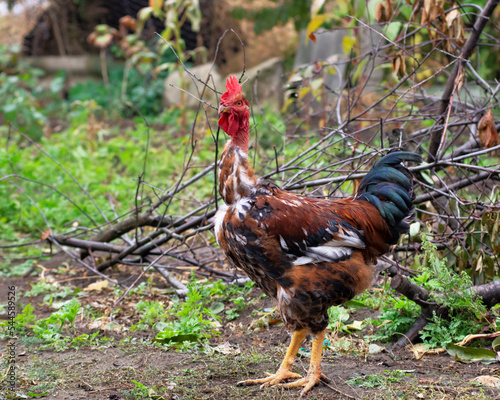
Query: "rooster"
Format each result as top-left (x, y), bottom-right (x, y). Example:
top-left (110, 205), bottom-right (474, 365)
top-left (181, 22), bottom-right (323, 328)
top-left (214, 75), bottom-right (421, 395)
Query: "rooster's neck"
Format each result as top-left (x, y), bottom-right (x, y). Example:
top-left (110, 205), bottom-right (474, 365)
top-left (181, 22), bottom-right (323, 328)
top-left (230, 119), bottom-right (250, 153)
top-left (218, 141), bottom-right (257, 205)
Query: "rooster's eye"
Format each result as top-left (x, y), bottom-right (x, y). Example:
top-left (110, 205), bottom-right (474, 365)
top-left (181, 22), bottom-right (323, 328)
top-left (237, 101), bottom-right (242, 106)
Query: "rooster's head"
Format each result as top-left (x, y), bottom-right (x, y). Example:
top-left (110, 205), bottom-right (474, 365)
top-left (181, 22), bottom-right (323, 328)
top-left (218, 75), bottom-right (250, 145)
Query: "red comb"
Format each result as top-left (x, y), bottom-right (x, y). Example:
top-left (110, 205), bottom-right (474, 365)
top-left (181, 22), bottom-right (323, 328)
top-left (221, 75), bottom-right (241, 102)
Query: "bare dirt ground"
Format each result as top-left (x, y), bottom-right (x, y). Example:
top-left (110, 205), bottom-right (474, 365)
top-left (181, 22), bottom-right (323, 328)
top-left (2, 253), bottom-right (500, 400)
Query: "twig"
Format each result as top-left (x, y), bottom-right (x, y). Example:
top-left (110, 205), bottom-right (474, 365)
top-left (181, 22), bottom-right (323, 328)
top-left (427, 0), bottom-right (500, 161)
top-left (321, 379), bottom-right (361, 400)
top-left (415, 171), bottom-right (496, 203)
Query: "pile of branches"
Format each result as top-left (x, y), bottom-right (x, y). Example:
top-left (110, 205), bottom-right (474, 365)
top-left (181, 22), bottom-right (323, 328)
top-left (2, 1), bottom-right (500, 346)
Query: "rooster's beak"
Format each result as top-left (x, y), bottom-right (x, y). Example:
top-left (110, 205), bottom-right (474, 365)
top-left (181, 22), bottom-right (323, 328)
top-left (218, 104), bottom-right (231, 114)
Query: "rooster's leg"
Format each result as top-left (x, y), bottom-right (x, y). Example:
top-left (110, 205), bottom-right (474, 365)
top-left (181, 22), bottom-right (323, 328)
top-left (279, 329), bottom-right (326, 396)
top-left (237, 329), bottom-right (306, 387)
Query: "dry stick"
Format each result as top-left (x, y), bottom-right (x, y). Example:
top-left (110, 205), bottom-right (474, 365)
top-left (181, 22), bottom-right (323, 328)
top-left (427, 0), bottom-right (500, 162)
top-left (131, 211), bottom-right (216, 258)
top-left (415, 170), bottom-right (497, 204)
top-left (48, 237), bottom-right (122, 287)
top-left (154, 265), bottom-right (188, 296)
top-left (79, 164), bottom-right (214, 257)
top-left (93, 208), bottom-right (216, 272)
top-left (321, 380), bottom-right (360, 400)
top-left (52, 234), bottom-right (164, 255)
top-left (148, 163), bottom-right (215, 214)
top-left (52, 145), bottom-right (498, 267)
top-left (112, 263), bottom-right (151, 308)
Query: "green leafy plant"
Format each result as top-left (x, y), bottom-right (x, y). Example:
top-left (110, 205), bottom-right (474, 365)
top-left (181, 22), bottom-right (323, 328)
top-left (8, 303), bottom-right (37, 334)
top-left (131, 300), bottom-right (169, 331)
top-left (152, 276), bottom-right (255, 348)
top-left (373, 234), bottom-right (489, 348)
top-left (0, 260), bottom-right (35, 276)
top-left (327, 306), bottom-right (351, 333)
top-left (154, 280), bottom-right (221, 349)
top-left (371, 294), bottom-right (420, 343)
top-left (24, 281), bottom-right (80, 305)
top-left (0, 44), bottom-right (67, 141)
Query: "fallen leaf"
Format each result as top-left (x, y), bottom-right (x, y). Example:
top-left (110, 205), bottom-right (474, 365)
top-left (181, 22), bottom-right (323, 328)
top-left (165, 381), bottom-right (177, 390)
top-left (208, 301), bottom-right (225, 314)
top-left (345, 320), bottom-right (364, 331)
top-left (83, 280), bottom-right (109, 291)
top-left (478, 110), bottom-right (500, 149)
top-left (446, 343), bottom-right (497, 364)
top-left (492, 336), bottom-right (500, 352)
top-left (212, 342), bottom-right (241, 355)
top-left (471, 375), bottom-right (500, 387)
top-left (368, 343), bottom-right (385, 354)
top-left (88, 317), bottom-right (123, 332)
top-left (411, 343), bottom-right (444, 360)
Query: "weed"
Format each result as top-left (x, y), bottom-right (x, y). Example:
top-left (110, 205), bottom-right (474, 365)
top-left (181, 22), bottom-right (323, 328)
top-left (226, 308), bottom-right (240, 321)
top-left (24, 281), bottom-right (55, 297)
top-left (416, 234), bottom-right (488, 348)
top-left (131, 300), bottom-right (168, 331)
top-left (9, 303), bottom-right (37, 334)
top-left (327, 306), bottom-right (351, 333)
top-left (0, 260), bottom-right (35, 277)
top-left (0, 46), bottom-right (66, 140)
top-left (154, 279), bottom-right (222, 349)
top-left (370, 294), bottom-right (420, 343)
top-left (371, 234), bottom-right (488, 348)
top-left (347, 370), bottom-right (411, 388)
top-left (24, 281), bottom-right (79, 304)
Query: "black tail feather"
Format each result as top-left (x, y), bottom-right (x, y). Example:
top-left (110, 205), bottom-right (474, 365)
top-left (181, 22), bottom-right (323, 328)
top-left (357, 151), bottom-right (422, 243)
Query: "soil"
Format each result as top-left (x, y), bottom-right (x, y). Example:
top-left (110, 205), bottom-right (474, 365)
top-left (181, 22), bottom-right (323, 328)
top-left (2, 253), bottom-right (500, 400)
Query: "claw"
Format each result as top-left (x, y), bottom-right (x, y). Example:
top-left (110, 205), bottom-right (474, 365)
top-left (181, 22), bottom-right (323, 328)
top-left (278, 370), bottom-right (324, 397)
top-left (237, 368), bottom-right (301, 387)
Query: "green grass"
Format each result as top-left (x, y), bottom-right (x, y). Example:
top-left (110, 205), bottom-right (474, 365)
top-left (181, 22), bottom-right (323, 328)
top-left (0, 118), bottom-right (215, 243)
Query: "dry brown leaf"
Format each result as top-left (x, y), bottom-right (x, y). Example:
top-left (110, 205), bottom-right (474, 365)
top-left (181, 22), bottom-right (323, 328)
top-left (375, 0), bottom-right (392, 23)
top-left (478, 110), bottom-right (500, 149)
top-left (41, 228), bottom-right (51, 240)
top-left (392, 51), bottom-right (406, 78)
top-left (412, 0), bottom-right (423, 17)
top-left (423, 0), bottom-right (433, 16)
top-left (375, 2), bottom-right (386, 22)
top-left (411, 343), bottom-right (445, 360)
top-left (445, 9), bottom-right (465, 51)
top-left (88, 317), bottom-right (123, 332)
top-left (446, 9), bottom-right (460, 27)
top-left (470, 376), bottom-right (500, 387)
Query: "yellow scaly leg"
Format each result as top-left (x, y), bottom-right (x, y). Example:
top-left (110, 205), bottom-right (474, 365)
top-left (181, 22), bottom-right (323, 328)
top-left (237, 329), bottom-right (307, 387)
top-left (279, 329), bottom-right (326, 396)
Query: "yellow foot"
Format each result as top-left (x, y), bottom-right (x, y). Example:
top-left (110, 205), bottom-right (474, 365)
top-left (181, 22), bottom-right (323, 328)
top-left (237, 369), bottom-right (301, 388)
top-left (279, 372), bottom-right (328, 397)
